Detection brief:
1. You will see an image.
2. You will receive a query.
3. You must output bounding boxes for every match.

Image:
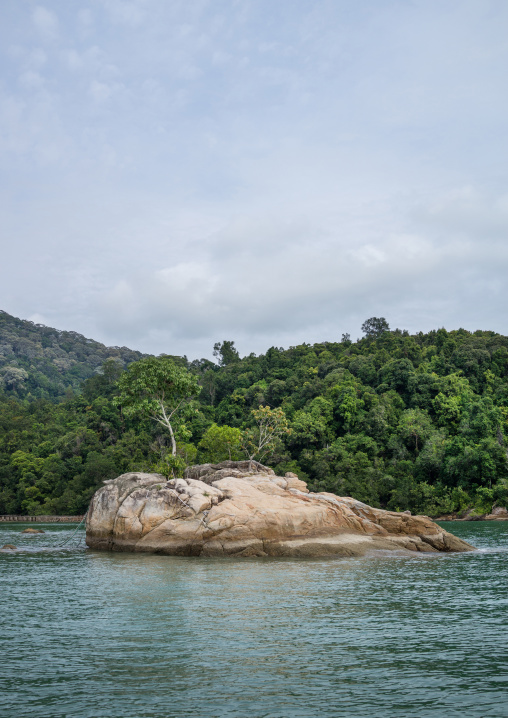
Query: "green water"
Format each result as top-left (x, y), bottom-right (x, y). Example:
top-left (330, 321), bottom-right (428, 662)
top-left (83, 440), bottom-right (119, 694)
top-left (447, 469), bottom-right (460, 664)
top-left (1, 521), bottom-right (507, 718)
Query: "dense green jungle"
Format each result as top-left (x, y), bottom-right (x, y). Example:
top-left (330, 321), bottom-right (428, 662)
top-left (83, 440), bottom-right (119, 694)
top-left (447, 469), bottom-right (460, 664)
top-left (1, 310), bottom-right (507, 518)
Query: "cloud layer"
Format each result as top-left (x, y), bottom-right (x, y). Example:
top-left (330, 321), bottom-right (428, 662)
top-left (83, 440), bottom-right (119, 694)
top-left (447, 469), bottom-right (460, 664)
top-left (1, 1), bottom-right (508, 358)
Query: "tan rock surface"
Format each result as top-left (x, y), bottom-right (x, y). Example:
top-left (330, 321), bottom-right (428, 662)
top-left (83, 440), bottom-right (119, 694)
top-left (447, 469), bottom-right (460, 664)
top-left (21, 528), bottom-right (45, 534)
top-left (485, 506), bottom-right (508, 520)
top-left (85, 461), bottom-right (475, 557)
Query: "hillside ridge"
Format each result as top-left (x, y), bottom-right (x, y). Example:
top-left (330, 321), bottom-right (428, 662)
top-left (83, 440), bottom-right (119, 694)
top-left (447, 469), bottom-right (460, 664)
top-left (0, 310), bottom-right (145, 401)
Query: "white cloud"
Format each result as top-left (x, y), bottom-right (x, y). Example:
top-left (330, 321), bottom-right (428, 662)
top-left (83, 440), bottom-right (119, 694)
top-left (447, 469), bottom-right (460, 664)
top-left (78, 8), bottom-right (93, 26)
top-left (64, 49), bottom-right (84, 70)
top-left (89, 80), bottom-right (112, 102)
top-left (19, 71), bottom-right (45, 89)
top-left (348, 244), bottom-right (386, 267)
top-left (32, 6), bottom-right (59, 41)
top-left (1, 1), bottom-right (508, 357)
top-left (100, 0), bottom-right (147, 27)
top-left (90, 187), bottom-right (508, 356)
top-left (27, 48), bottom-right (48, 69)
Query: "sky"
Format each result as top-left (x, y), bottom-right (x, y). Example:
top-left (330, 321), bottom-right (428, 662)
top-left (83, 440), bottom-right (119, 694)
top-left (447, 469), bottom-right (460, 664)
top-left (1, 0), bottom-right (508, 360)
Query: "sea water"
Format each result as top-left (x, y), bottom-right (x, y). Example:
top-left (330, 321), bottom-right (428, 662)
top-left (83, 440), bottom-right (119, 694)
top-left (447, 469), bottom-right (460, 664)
top-left (1, 521), bottom-right (507, 718)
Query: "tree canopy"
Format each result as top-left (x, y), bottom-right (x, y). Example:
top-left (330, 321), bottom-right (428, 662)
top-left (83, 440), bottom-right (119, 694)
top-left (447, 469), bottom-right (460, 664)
top-left (213, 340), bottom-right (240, 366)
top-left (242, 406), bottom-right (291, 464)
top-left (361, 317), bottom-right (390, 338)
top-left (114, 356), bottom-right (200, 456)
top-left (1, 320), bottom-right (508, 518)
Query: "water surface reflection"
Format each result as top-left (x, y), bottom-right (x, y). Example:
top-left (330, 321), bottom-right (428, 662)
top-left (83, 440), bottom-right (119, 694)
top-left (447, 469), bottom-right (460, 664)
top-left (1, 521), bottom-right (507, 717)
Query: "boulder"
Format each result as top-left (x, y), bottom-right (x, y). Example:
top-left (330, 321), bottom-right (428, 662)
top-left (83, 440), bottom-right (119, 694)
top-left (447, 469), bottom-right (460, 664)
top-left (21, 528), bottom-right (45, 534)
top-left (1, 544), bottom-right (17, 550)
top-left (86, 461), bottom-right (475, 557)
top-left (485, 506), bottom-right (508, 520)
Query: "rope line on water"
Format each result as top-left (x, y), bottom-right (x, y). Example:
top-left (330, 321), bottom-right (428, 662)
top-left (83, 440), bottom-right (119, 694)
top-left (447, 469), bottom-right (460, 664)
top-left (52, 510), bottom-right (88, 548)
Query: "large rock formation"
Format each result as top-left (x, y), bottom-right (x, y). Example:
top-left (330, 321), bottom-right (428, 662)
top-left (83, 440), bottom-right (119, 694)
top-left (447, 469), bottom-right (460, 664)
top-left (485, 506), bottom-right (508, 520)
top-left (85, 461), bottom-right (475, 557)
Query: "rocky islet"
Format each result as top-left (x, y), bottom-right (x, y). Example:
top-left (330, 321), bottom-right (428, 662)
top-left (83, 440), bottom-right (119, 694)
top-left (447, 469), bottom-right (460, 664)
top-left (86, 461), bottom-right (474, 557)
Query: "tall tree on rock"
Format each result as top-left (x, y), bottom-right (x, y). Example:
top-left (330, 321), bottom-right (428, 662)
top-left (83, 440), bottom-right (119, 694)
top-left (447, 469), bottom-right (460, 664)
top-left (114, 356), bottom-right (200, 456)
top-left (242, 405), bottom-right (291, 467)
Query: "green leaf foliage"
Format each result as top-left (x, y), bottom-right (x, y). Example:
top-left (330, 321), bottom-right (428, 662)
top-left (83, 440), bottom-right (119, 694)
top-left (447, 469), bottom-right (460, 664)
top-left (114, 355), bottom-right (200, 458)
top-left (1, 319), bottom-right (508, 516)
top-left (198, 423), bottom-right (243, 463)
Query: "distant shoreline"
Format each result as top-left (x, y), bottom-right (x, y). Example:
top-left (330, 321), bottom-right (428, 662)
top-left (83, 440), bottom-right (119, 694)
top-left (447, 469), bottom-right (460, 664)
top-left (0, 515), bottom-right (84, 523)
top-left (1, 513), bottom-right (507, 524)
top-left (435, 515), bottom-right (508, 522)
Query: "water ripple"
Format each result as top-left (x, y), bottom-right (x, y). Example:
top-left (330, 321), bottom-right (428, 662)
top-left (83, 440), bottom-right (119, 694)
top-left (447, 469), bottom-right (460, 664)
top-left (1, 521), bottom-right (507, 718)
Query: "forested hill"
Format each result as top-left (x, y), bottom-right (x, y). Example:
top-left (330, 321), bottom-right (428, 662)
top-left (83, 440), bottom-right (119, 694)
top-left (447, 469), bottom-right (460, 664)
top-left (0, 310), bottom-right (145, 401)
top-left (1, 317), bottom-right (508, 518)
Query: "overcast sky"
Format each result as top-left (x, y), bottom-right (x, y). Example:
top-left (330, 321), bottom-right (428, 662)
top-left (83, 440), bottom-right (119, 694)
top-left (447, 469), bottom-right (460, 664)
top-left (1, 0), bottom-right (508, 359)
